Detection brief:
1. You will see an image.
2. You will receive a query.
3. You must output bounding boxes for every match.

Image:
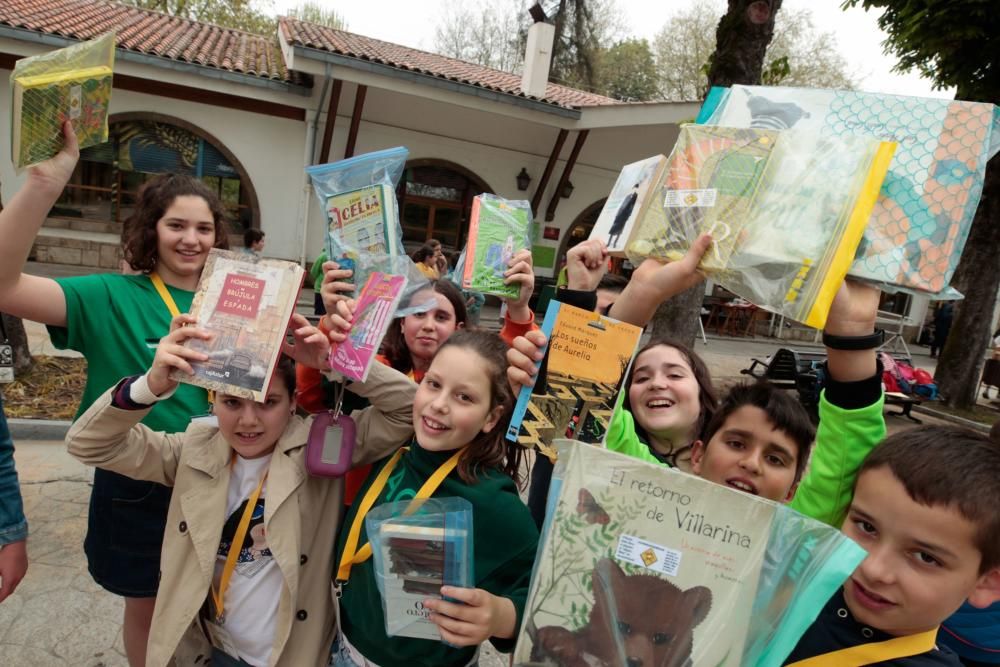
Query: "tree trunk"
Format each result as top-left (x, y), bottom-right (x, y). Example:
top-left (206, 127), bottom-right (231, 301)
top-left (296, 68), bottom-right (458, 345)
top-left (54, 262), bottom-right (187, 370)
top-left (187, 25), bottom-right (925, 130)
top-left (649, 0), bottom-right (782, 345)
top-left (1, 313), bottom-right (33, 377)
top-left (935, 156), bottom-right (1000, 409)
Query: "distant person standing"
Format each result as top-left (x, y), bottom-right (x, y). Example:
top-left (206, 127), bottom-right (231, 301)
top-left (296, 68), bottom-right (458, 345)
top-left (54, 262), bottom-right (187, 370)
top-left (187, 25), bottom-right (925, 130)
top-left (607, 183), bottom-right (639, 249)
top-left (242, 228), bottom-right (265, 256)
top-left (413, 243), bottom-right (440, 280)
top-left (930, 300), bottom-right (954, 358)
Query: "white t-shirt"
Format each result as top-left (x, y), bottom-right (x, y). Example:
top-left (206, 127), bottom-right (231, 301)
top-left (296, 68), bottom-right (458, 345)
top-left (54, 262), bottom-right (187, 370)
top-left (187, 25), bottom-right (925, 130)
top-left (213, 454), bottom-right (282, 667)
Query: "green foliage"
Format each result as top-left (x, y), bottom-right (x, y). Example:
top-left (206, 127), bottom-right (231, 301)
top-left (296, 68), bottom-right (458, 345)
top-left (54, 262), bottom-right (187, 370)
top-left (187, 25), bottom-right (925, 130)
top-left (526, 486), bottom-right (643, 636)
top-left (654, 0), bottom-right (856, 101)
top-left (286, 2), bottom-right (347, 30)
top-left (544, 0), bottom-right (627, 92)
top-left (842, 0), bottom-right (1000, 100)
top-left (597, 38), bottom-right (659, 101)
top-left (120, 0), bottom-right (277, 34)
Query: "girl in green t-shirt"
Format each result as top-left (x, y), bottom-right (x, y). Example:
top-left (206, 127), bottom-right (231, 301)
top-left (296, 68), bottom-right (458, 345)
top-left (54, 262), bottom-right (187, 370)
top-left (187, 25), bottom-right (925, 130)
top-left (0, 122), bottom-right (233, 666)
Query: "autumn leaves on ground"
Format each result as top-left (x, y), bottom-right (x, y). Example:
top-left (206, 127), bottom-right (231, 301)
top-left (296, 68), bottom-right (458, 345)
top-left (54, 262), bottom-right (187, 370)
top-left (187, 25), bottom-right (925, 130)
top-left (3, 357), bottom-right (87, 420)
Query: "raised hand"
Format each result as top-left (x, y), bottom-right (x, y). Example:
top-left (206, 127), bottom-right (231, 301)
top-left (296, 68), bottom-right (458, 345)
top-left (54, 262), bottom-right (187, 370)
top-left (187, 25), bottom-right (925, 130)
top-left (564, 239), bottom-right (609, 291)
top-left (320, 261), bottom-right (355, 316)
top-left (503, 248), bottom-right (535, 322)
top-left (506, 330), bottom-right (547, 395)
top-left (27, 121), bottom-right (80, 196)
top-left (147, 314), bottom-right (211, 396)
top-left (281, 313), bottom-right (330, 370)
top-left (609, 233), bottom-right (712, 327)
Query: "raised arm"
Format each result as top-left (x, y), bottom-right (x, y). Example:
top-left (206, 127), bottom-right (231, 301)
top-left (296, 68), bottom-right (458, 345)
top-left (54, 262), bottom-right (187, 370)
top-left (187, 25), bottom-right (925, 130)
top-left (608, 234), bottom-right (712, 327)
top-left (790, 280), bottom-right (886, 526)
top-left (65, 314), bottom-right (211, 484)
top-left (323, 299), bottom-right (415, 465)
top-left (0, 122), bottom-right (81, 326)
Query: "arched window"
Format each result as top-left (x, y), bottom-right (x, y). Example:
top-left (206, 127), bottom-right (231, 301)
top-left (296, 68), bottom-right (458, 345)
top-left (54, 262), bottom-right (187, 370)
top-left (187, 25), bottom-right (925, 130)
top-left (54, 114), bottom-right (259, 232)
top-left (398, 160), bottom-right (492, 253)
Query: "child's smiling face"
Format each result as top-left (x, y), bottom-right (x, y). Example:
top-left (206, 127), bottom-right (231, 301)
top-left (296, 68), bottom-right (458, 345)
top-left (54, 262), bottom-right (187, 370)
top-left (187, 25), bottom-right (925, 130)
top-left (412, 346), bottom-right (502, 453)
top-left (215, 376), bottom-right (294, 459)
top-left (690, 405), bottom-right (799, 502)
top-left (841, 465), bottom-right (998, 636)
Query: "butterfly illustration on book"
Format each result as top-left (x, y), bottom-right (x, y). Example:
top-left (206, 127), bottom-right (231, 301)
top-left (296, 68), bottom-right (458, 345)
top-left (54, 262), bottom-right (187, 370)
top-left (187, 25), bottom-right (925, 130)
top-left (577, 488), bottom-right (610, 525)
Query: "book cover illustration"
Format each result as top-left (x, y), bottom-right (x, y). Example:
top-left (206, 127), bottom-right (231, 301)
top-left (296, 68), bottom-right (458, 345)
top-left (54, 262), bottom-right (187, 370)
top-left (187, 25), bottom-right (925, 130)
top-left (627, 124), bottom-right (893, 328)
top-left (324, 182), bottom-right (399, 277)
top-left (513, 443), bottom-right (775, 667)
top-left (329, 272), bottom-right (407, 382)
top-left (173, 249), bottom-right (304, 401)
top-left (588, 155), bottom-right (668, 256)
top-left (463, 195), bottom-right (532, 299)
top-left (11, 32), bottom-right (115, 170)
top-left (368, 498), bottom-right (474, 641)
top-left (698, 84), bottom-right (1000, 293)
top-left (507, 301), bottom-right (642, 454)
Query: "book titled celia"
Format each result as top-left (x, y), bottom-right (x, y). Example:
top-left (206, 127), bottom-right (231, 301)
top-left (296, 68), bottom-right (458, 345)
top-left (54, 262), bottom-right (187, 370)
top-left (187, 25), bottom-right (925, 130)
top-left (514, 443), bottom-right (774, 667)
top-left (173, 249), bottom-right (304, 401)
top-left (462, 195), bottom-right (532, 299)
top-left (324, 183), bottom-right (399, 269)
top-left (506, 301), bottom-right (642, 456)
top-left (329, 272), bottom-right (407, 382)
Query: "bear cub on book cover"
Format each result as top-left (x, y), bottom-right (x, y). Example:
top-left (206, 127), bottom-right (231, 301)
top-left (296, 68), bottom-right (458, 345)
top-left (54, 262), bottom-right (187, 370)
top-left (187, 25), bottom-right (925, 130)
top-left (533, 558), bottom-right (712, 667)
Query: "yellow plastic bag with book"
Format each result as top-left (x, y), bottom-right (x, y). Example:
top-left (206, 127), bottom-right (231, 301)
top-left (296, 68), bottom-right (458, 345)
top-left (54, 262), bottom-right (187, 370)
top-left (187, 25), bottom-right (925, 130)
top-left (626, 124), bottom-right (895, 329)
top-left (10, 31), bottom-right (116, 171)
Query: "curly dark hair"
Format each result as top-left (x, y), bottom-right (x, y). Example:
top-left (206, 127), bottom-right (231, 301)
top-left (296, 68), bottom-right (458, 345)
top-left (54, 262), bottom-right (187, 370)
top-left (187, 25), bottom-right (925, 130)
top-left (380, 279), bottom-right (468, 375)
top-left (121, 173), bottom-right (230, 273)
top-left (435, 330), bottom-right (524, 488)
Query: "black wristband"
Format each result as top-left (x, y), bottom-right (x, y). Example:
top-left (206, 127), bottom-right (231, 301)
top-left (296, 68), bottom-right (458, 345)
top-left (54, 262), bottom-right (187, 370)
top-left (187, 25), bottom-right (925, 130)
top-left (822, 328), bottom-right (885, 351)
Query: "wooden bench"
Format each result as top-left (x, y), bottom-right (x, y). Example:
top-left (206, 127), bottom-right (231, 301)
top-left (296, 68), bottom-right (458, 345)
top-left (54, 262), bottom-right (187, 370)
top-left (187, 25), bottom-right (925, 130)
top-left (884, 392), bottom-right (922, 424)
top-left (741, 348), bottom-right (923, 423)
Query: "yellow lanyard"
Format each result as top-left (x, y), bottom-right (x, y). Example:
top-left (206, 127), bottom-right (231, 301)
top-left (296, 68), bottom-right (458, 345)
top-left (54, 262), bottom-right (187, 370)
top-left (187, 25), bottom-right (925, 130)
top-left (787, 627), bottom-right (939, 667)
top-left (210, 457), bottom-right (268, 624)
top-left (149, 272), bottom-right (181, 318)
top-left (335, 446), bottom-right (464, 584)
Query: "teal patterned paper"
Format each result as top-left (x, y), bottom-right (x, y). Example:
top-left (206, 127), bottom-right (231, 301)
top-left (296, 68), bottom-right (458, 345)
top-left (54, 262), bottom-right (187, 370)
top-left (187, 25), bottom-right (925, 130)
top-left (700, 85), bottom-right (1000, 293)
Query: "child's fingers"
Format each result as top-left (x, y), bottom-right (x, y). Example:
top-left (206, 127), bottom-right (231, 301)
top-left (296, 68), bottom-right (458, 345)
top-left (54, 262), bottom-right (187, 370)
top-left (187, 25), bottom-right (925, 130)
top-left (168, 313), bottom-right (197, 332)
top-left (510, 333), bottom-right (545, 363)
top-left (681, 233), bottom-right (713, 269)
top-left (438, 585), bottom-right (488, 606)
top-left (288, 313), bottom-right (309, 330)
top-left (433, 624), bottom-right (478, 648)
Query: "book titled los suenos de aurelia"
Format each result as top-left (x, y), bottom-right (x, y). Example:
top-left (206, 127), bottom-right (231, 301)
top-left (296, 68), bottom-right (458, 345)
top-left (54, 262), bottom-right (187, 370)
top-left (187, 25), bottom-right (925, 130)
top-left (506, 301), bottom-right (642, 457)
top-left (172, 249), bottom-right (304, 402)
top-left (11, 32), bottom-right (116, 171)
top-left (367, 498), bottom-right (474, 641)
top-left (324, 182), bottom-right (400, 276)
top-left (462, 195), bottom-right (532, 299)
top-left (328, 272), bottom-right (408, 383)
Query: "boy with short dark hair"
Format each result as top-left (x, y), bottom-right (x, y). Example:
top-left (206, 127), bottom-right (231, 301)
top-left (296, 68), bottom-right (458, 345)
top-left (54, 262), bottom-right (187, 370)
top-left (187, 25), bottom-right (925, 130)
top-left (691, 381), bottom-right (815, 502)
top-left (784, 427), bottom-right (1000, 665)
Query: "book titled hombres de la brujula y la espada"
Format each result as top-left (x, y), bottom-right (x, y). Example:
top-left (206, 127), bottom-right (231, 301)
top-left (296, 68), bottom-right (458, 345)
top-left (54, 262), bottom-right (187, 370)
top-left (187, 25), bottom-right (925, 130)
top-left (173, 249), bottom-right (304, 402)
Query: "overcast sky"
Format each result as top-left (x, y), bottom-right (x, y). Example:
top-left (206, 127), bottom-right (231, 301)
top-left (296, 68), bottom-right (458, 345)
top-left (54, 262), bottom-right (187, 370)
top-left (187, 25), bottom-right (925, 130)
top-left (271, 0), bottom-right (953, 100)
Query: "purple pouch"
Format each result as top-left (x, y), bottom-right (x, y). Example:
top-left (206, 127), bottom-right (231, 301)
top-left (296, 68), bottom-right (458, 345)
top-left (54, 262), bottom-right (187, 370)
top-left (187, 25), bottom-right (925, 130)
top-left (305, 411), bottom-right (356, 477)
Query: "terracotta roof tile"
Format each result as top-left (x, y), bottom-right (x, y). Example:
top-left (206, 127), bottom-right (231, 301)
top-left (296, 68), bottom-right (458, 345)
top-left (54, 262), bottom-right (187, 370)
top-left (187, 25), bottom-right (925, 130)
top-left (279, 16), bottom-right (620, 110)
top-left (0, 0), bottom-right (309, 86)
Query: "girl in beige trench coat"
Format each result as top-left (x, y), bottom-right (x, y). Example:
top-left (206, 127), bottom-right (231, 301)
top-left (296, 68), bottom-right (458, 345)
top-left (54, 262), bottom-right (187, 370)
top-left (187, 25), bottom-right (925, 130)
top-left (66, 315), bottom-right (416, 667)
